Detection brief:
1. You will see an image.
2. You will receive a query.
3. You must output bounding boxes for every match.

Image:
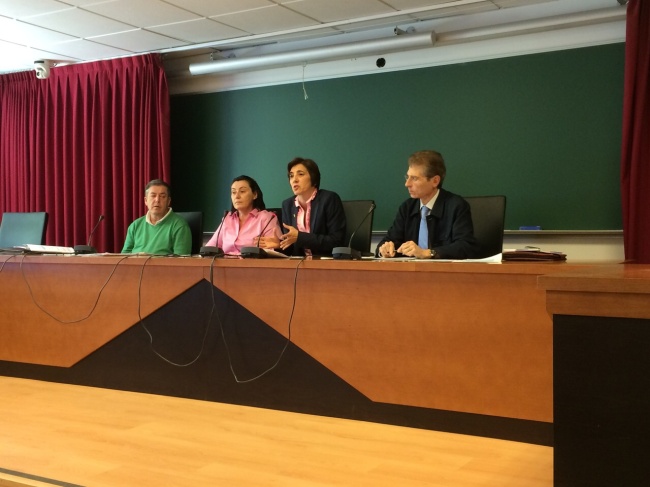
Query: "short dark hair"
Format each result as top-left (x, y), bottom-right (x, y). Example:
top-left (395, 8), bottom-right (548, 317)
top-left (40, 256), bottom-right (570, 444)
top-left (145, 179), bottom-right (171, 196)
top-left (230, 175), bottom-right (267, 212)
top-left (287, 157), bottom-right (321, 189)
top-left (408, 150), bottom-right (446, 188)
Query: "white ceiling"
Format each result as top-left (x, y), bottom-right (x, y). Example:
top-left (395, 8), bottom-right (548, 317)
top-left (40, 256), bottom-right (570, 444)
top-left (0, 0), bottom-right (626, 77)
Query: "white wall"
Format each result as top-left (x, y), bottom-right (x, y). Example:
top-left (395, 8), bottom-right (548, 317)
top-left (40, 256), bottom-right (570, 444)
top-left (503, 232), bottom-right (625, 262)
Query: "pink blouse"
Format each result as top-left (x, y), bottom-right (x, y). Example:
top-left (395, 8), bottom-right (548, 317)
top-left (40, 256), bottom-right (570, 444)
top-left (206, 209), bottom-right (281, 255)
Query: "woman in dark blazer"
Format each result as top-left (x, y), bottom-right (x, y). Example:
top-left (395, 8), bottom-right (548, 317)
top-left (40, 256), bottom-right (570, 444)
top-left (260, 157), bottom-right (346, 256)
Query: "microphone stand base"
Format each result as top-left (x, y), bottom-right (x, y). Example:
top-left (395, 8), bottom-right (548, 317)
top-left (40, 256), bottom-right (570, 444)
top-left (74, 245), bottom-right (97, 254)
top-left (241, 247), bottom-right (268, 258)
top-left (199, 246), bottom-right (224, 257)
top-left (332, 247), bottom-right (361, 260)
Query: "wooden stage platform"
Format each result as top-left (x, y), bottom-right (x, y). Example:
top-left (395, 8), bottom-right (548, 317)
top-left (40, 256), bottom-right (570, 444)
top-left (0, 376), bottom-right (552, 487)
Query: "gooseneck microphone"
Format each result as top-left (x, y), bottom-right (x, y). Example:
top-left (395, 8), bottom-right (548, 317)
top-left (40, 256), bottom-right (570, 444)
top-left (74, 214), bottom-right (104, 254)
top-left (333, 203), bottom-right (376, 260)
top-left (200, 210), bottom-right (228, 257)
top-left (241, 212), bottom-right (277, 259)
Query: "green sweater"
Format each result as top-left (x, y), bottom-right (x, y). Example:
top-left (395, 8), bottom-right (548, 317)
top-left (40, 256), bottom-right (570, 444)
top-left (122, 210), bottom-right (192, 255)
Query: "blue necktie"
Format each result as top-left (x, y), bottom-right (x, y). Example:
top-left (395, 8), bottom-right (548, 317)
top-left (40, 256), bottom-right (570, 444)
top-left (418, 206), bottom-right (429, 249)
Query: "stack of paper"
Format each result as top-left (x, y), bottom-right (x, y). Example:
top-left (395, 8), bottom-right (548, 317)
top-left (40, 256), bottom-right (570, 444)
top-left (14, 244), bottom-right (76, 254)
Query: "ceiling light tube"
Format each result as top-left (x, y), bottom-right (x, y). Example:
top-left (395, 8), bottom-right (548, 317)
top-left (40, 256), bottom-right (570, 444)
top-left (439, 7), bottom-right (626, 43)
top-left (189, 31), bottom-right (436, 76)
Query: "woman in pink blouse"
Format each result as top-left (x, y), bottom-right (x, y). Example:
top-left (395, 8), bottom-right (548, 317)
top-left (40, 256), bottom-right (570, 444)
top-left (205, 175), bottom-right (281, 255)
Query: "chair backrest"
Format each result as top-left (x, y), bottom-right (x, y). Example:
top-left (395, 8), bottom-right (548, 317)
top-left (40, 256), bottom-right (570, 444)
top-left (0, 212), bottom-right (49, 248)
top-left (342, 200), bottom-right (375, 254)
top-left (175, 211), bottom-right (203, 255)
top-left (464, 196), bottom-right (506, 259)
top-left (266, 208), bottom-right (283, 226)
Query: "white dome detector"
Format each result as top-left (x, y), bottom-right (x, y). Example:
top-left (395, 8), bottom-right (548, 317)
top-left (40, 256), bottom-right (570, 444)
top-left (34, 59), bottom-right (52, 79)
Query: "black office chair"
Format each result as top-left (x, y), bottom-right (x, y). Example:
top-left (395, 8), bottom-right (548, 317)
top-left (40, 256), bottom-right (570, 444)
top-left (464, 196), bottom-right (506, 259)
top-left (176, 211), bottom-right (203, 255)
top-left (341, 200), bottom-right (375, 255)
top-left (0, 212), bottom-right (48, 248)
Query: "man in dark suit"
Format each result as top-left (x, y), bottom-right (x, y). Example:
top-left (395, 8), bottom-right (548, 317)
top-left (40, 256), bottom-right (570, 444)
top-left (377, 150), bottom-right (478, 260)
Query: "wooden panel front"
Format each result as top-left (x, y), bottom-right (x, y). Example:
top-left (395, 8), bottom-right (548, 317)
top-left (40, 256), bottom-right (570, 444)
top-left (211, 259), bottom-right (585, 422)
top-left (0, 255), bottom-right (206, 366)
top-left (1, 255), bottom-right (597, 422)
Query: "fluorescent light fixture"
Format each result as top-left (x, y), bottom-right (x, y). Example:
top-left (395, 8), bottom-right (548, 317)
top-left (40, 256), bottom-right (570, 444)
top-left (189, 31), bottom-right (436, 76)
top-left (439, 6), bottom-right (626, 43)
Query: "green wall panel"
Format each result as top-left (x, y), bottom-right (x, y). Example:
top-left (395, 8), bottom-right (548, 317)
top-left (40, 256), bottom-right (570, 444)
top-left (171, 43), bottom-right (624, 233)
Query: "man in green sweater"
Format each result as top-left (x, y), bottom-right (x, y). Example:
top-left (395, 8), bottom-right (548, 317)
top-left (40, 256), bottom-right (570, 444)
top-left (122, 179), bottom-right (192, 255)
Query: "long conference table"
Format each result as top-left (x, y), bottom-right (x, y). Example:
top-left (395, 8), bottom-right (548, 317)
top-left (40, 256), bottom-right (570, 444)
top-left (0, 253), bottom-right (605, 446)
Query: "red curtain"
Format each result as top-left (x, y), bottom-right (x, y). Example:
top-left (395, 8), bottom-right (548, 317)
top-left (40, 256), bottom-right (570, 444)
top-left (621, 0), bottom-right (650, 263)
top-left (0, 54), bottom-right (170, 252)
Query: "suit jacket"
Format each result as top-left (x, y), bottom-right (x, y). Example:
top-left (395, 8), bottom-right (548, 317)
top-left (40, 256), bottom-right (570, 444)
top-left (377, 188), bottom-right (478, 259)
top-left (281, 189), bottom-right (346, 256)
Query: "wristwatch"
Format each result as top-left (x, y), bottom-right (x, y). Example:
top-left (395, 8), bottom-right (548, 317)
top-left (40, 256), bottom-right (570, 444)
top-left (429, 249), bottom-right (438, 259)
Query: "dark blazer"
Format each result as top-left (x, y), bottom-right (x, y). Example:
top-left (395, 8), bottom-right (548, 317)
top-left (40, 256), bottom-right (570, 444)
top-left (377, 188), bottom-right (479, 259)
top-left (281, 189), bottom-right (346, 256)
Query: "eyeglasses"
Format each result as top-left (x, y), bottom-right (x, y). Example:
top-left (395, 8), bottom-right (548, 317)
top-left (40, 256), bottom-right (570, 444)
top-left (406, 175), bottom-right (429, 183)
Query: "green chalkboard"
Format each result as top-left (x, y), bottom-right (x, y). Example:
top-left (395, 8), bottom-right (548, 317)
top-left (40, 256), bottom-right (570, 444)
top-left (171, 43), bottom-right (624, 233)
